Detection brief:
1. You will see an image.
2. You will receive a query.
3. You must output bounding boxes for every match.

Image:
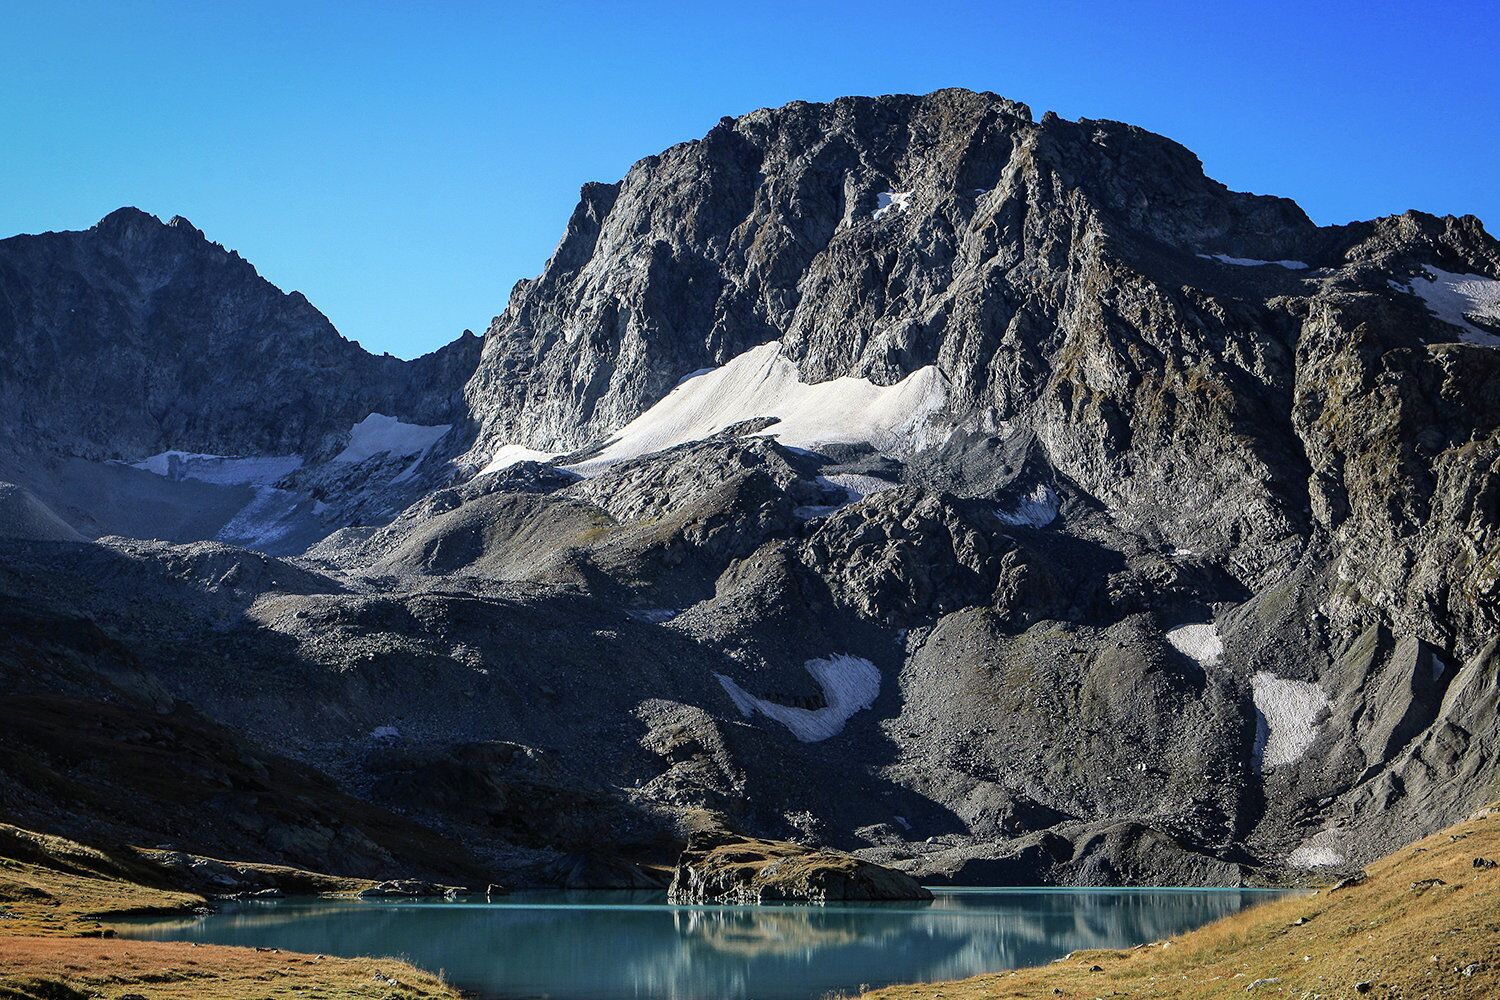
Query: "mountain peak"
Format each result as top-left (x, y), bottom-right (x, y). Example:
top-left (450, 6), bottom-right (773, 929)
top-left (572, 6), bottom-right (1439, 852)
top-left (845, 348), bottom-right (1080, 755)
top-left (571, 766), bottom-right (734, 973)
top-left (93, 205), bottom-right (162, 234)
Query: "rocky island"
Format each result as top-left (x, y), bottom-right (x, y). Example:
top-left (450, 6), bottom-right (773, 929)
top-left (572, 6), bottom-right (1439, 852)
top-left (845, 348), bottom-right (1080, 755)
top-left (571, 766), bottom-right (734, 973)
top-left (669, 832), bottom-right (933, 903)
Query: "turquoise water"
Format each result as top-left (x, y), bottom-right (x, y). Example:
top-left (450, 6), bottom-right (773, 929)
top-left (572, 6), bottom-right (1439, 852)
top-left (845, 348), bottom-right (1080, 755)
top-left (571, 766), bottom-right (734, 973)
top-left (115, 888), bottom-right (1278, 999)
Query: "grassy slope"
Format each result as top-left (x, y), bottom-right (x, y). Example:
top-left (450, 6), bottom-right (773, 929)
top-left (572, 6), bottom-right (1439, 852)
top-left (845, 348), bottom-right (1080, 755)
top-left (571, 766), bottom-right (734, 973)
top-left (865, 807), bottom-right (1500, 999)
top-left (0, 824), bottom-right (458, 1000)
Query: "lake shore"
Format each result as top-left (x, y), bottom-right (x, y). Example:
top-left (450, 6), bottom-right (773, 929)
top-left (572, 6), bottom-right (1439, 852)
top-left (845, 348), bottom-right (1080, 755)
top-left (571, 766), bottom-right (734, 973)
top-left (0, 823), bottom-right (460, 1000)
top-left (4, 808), bottom-right (1496, 999)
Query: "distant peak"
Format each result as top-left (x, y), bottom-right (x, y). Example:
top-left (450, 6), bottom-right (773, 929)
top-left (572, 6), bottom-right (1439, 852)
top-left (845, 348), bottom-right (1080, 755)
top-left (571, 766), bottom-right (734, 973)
top-left (95, 206), bottom-right (161, 231)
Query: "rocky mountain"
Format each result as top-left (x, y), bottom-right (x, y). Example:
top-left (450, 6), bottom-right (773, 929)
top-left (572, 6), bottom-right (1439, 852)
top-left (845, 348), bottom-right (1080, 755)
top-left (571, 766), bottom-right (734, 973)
top-left (1, 89), bottom-right (1497, 890)
top-left (0, 208), bottom-right (481, 550)
top-left (0, 207), bottom-right (478, 460)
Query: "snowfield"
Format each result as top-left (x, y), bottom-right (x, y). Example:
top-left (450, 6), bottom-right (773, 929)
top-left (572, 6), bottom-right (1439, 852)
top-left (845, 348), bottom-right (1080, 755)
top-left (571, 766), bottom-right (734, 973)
top-left (334, 413), bottom-right (451, 464)
top-left (563, 341), bottom-right (947, 475)
top-left (716, 654), bottom-right (881, 742)
top-left (1197, 253), bottom-right (1309, 270)
top-left (215, 486), bottom-right (307, 550)
top-left (132, 452), bottom-right (311, 549)
top-left (1399, 267), bottom-right (1500, 346)
top-left (133, 451), bottom-right (303, 486)
top-left (1252, 672), bottom-right (1330, 771)
top-left (1166, 622), bottom-right (1224, 669)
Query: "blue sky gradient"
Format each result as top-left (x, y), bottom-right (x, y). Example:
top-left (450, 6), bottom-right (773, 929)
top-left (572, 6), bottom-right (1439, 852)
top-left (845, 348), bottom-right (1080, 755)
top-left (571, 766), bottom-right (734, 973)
top-left (4, 1), bottom-right (1496, 358)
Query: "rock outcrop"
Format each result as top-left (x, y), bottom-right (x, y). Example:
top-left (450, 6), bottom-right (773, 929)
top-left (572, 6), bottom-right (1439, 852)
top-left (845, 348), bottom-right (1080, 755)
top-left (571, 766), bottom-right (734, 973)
top-left (668, 832), bottom-right (932, 903)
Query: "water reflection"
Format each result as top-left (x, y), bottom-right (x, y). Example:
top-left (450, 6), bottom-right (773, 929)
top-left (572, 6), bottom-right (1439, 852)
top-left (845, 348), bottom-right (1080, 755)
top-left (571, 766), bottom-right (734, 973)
top-left (116, 888), bottom-right (1278, 1000)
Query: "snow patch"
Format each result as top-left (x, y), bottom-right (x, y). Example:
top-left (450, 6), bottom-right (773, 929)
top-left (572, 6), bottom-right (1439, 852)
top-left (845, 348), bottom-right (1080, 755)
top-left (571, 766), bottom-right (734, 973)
top-left (566, 342), bottom-right (947, 476)
top-left (1252, 672), bottom-right (1330, 771)
top-left (873, 191), bottom-right (912, 219)
top-left (1197, 253), bottom-right (1310, 270)
top-left (133, 451), bottom-right (302, 487)
top-left (369, 725), bottom-right (400, 740)
top-left (996, 484), bottom-right (1058, 527)
top-left (481, 444), bottom-right (560, 475)
top-left (1398, 267), bottom-right (1500, 346)
top-left (1287, 829), bottom-right (1347, 870)
top-left (334, 414), bottom-right (450, 464)
top-left (1166, 623), bottom-right (1223, 668)
top-left (716, 654), bottom-right (880, 742)
top-left (216, 487), bottom-right (305, 549)
top-left (794, 474), bottom-right (901, 519)
top-left (627, 608), bottom-right (680, 624)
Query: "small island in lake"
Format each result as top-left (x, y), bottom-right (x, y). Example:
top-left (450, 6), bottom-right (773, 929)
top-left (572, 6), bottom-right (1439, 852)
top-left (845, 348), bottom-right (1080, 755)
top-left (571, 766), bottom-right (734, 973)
top-left (669, 832), bottom-right (933, 904)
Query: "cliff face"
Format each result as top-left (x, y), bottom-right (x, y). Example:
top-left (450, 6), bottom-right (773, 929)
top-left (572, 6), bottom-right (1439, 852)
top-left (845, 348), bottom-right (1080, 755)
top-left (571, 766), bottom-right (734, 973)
top-left (0, 207), bottom-right (480, 462)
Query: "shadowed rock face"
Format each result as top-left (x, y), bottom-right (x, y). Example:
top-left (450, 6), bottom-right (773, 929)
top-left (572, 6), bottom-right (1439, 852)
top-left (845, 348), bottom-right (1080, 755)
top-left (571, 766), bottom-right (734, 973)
top-left (1, 89), bottom-right (1498, 890)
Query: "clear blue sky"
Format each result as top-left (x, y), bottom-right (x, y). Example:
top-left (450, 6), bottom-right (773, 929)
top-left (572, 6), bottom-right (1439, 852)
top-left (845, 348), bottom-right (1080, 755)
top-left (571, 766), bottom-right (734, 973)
top-left (4, 2), bottom-right (1496, 359)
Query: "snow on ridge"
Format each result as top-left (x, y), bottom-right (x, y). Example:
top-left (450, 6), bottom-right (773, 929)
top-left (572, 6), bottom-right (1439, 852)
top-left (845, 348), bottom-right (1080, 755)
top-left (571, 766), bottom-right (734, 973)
top-left (996, 484), bottom-right (1058, 528)
top-left (481, 444), bottom-right (561, 475)
top-left (564, 341), bottom-right (947, 476)
top-left (716, 654), bottom-right (880, 742)
top-left (1197, 253), bottom-right (1309, 270)
top-left (1166, 623), bottom-right (1224, 669)
top-left (1398, 267), bottom-right (1500, 347)
top-left (873, 191), bottom-right (912, 219)
top-left (1252, 672), bottom-right (1330, 772)
top-left (133, 451), bottom-right (302, 487)
top-left (334, 413), bottom-right (450, 464)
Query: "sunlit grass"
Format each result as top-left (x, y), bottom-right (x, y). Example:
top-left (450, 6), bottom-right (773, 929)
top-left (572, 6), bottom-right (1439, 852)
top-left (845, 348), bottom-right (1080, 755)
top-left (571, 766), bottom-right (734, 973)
top-left (0, 823), bottom-right (460, 999)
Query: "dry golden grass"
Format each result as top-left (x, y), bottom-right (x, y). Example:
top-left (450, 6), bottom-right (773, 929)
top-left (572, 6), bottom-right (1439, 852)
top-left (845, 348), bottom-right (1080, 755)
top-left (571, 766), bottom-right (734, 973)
top-left (0, 937), bottom-right (455, 1000)
top-left (864, 808), bottom-right (1500, 999)
top-left (0, 824), bottom-right (459, 999)
top-left (0, 825), bottom-right (200, 937)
